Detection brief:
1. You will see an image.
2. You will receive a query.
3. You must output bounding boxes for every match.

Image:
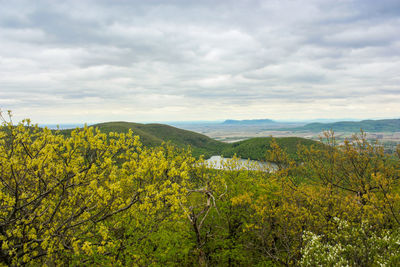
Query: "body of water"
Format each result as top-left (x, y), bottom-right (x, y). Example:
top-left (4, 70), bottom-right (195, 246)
top-left (205, 156), bottom-right (277, 172)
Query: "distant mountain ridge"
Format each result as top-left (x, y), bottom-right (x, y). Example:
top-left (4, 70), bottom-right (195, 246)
top-left (290, 118), bottom-right (400, 132)
top-left (223, 119), bottom-right (275, 125)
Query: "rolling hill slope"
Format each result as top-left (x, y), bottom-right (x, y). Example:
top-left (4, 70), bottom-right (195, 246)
top-left (60, 121), bottom-right (228, 158)
top-left (58, 121), bottom-right (320, 161)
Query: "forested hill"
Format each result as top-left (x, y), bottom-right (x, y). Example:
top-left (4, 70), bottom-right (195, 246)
top-left (290, 118), bottom-right (400, 132)
top-left (60, 121), bottom-right (227, 158)
top-left (221, 137), bottom-right (322, 162)
top-left (58, 121), bottom-right (319, 160)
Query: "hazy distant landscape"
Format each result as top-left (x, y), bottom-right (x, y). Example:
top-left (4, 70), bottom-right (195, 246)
top-left (171, 118), bottom-right (400, 152)
top-left (46, 117), bottom-right (400, 156)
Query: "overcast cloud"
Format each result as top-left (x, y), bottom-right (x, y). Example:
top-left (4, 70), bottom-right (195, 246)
top-left (0, 0), bottom-right (399, 123)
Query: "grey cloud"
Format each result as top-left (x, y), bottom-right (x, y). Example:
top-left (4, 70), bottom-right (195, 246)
top-left (0, 0), bottom-right (399, 122)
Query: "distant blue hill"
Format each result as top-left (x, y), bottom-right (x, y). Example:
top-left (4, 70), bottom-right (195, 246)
top-left (288, 118), bottom-right (400, 132)
top-left (222, 119), bottom-right (276, 125)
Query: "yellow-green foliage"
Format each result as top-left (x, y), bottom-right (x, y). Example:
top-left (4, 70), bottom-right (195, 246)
top-left (0, 114), bottom-right (192, 266)
top-left (240, 131), bottom-right (400, 265)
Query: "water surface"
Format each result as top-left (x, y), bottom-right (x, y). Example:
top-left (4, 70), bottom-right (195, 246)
top-left (205, 156), bottom-right (277, 172)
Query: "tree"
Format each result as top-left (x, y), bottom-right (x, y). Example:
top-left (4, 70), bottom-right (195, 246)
top-left (300, 131), bottom-right (400, 226)
top-left (244, 133), bottom-right (400, 265)
top-left (0, 112), bottom-right (191, 265)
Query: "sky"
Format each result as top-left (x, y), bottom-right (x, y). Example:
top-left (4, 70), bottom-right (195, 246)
top-left (0, 0), bottom-right (399, 124)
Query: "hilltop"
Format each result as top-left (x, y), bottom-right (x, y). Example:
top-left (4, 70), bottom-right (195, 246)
top-left (59, 121), bottom-right (227, 158)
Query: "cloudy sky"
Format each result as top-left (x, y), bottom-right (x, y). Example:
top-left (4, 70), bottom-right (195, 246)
top-left (1, 0), bottom-right (399, 123)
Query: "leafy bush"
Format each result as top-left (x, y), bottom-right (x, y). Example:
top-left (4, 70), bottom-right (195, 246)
top-left (301, 218), bottom-right (400, 266)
